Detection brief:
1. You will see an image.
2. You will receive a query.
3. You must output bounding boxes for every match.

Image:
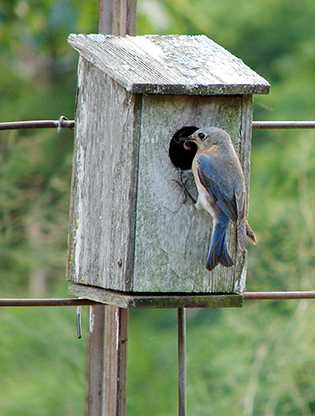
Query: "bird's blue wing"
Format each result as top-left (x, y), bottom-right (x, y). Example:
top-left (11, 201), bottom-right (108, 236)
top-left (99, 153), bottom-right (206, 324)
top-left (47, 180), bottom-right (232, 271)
top-left (196, 153), bottom-right (238, 222)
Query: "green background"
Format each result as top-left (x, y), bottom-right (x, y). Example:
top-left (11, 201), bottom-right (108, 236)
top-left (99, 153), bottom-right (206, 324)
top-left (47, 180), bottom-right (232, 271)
top-left (1, 0), bottom-right (315, 414)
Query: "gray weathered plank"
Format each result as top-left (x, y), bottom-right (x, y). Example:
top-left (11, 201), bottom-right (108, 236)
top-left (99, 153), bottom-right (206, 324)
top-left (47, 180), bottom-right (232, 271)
top-left (68, 283), bottom-right (244, 308)
top-left (85, 304), bottom-right (129, 415)
top-left (99, 0), bottom-right (137, 36)
top-left (68, 34), bottom-right (270, 96)
top-left (67, 56), bottom-right (141, 290)
top-left (132, 94), bottom-right (252, 293)
top-left (104, 306), bottom-right (129, 415)
top-left (87, 305), bottom-right (106, 414)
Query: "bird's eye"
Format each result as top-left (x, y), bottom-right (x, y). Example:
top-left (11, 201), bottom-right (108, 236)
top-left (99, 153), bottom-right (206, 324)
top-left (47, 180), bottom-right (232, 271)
top-left (198, 132), bottom-right (205, 139)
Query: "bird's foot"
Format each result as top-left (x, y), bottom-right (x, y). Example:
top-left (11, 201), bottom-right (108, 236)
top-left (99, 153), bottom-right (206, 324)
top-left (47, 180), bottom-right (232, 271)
top-left (172, 169), bottom-right (197, 205)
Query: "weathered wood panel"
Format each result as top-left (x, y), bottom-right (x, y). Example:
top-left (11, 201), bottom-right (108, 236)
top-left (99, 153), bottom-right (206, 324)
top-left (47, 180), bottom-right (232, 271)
top-left (98, 0), bottom-right (137, 36)
top-left (67, 34), bottom-right (260, 294)
top-left (67, 56), bottom-right (141, 290)
top-left (104, 306), bottom-right (129, 415)
top-left (67, 66), bottom-right (253, 293)
top-left (68, 34), bottom-right (270, 96)
top-left (68, 283), bottom-right (244, 308)
top-left (87, 305), bottom-right (106, 414)
top-left (132, 94), bottom-right (252, 293)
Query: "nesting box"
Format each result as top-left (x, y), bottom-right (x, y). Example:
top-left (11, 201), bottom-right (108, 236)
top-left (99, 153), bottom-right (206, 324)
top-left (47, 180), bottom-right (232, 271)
top-left (67, 34), bottom-right (269, 303)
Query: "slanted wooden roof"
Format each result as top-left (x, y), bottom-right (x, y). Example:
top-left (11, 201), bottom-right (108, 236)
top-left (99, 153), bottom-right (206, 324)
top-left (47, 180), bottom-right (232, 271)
top-left (68, 34), bottom-right (270, 96)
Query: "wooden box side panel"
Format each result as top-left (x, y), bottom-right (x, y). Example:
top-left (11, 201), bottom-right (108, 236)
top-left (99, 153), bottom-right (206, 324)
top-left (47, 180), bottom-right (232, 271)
top-left (67, 56), bottom-right (141, 290)
top-left (132, 94), bottom-right (253, 293)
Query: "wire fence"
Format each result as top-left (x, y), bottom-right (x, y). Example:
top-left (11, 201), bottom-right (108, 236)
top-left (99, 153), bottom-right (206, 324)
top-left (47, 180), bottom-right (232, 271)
top-left (2, 119), bottom-right (315, 132)
top-left (1, 116), bottom-right (315, 307)
top-left (1, 291), bottom-right (315, 308)
top-left (1, 116), bottom-right (315, 416)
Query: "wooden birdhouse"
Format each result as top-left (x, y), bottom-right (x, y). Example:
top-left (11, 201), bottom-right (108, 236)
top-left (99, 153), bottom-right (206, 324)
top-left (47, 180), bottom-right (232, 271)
top-left (67, 34), bottom-right (270, 307)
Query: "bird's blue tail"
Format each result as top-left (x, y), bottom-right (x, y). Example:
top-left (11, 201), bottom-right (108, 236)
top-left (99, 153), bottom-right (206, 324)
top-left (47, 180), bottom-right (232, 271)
top-left (206, 216), bottom-right (234, 271)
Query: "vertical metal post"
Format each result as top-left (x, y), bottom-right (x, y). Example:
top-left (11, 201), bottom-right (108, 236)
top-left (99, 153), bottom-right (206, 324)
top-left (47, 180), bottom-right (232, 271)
top-left (178, 308), bottom-right (187, 416)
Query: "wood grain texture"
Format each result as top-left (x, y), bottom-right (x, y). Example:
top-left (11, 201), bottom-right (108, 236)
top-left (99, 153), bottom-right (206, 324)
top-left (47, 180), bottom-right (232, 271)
top-left (104, 306), bottom-right (129, 415)
top-left (68, 283), bottom-right (244, 308)
top-left (68, 34), bottom-right (270, 96)
top-left (132, 94), bottom-right (252, 293)
top-left (67, 56), bottom-right (141, 290)
top-left (99, 0), bottom-right (137, 36)
top-left (67, 35), bottom-right (260, 294)
top-left (87, 305), bottom-right (106, 414)
top-left (67, 74), bottom-right (253, 293)
top-left (94, 10), bottom-right (135, 416)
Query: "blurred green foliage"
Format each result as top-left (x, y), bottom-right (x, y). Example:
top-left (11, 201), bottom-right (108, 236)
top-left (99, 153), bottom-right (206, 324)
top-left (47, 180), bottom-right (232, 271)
top-left (0, 305), bottom-right (88, 416)
top-left (1, 0), bottom-right (315, 414)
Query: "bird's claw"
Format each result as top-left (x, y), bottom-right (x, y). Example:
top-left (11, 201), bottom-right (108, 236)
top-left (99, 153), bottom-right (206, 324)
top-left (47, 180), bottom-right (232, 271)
top-left (172, 169), bottom-right (197, 205)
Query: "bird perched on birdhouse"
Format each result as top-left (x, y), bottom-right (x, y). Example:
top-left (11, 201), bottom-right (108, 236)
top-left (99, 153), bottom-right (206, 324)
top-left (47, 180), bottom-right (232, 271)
top-left (183, 127), bottom-right (257, 271)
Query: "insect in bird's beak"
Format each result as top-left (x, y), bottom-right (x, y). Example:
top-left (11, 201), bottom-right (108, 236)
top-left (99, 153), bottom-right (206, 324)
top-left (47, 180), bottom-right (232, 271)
top-left (183, 135), bottom-right (196, 150)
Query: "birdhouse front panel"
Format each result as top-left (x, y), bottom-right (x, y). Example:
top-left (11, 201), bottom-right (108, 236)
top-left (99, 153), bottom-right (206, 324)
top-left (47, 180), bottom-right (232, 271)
top-left (67, 34), bottom-right (270, 295)
top-left (132, 94), bottom-right (253, 293)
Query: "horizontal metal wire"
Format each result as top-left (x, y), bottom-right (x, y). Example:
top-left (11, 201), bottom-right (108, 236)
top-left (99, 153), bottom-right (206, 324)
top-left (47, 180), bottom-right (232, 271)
top-left (1, 120), bottom-right (315, 132)
top-left (0, 118), bottom-right (314, 308)
top-left (0, 117), bottom-right (75, 131)
top-left (1, 292), bottom-right (315, 307)
top-left (252, 121), bottom-right (315, 129)
top-left (243, 291), bottom-right (315, 300)
top-left (0, 298), bottom-right (97, 307)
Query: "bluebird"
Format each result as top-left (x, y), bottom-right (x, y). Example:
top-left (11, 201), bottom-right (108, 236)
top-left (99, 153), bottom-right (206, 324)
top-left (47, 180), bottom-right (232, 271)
top-left (185, 127), bottom-right (256, 271)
